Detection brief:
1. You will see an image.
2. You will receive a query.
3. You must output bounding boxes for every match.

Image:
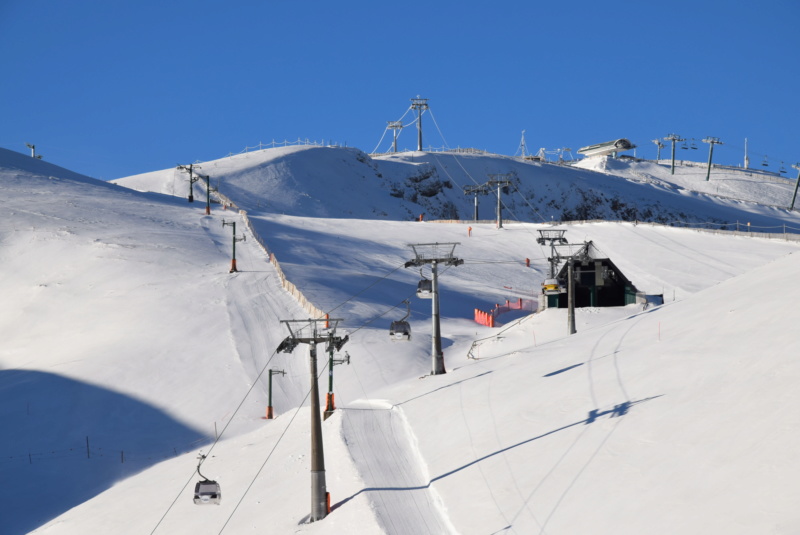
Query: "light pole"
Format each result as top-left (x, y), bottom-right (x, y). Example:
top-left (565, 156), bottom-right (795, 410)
top-left (177, 164), bottom-right (201, 202)
top-left (324, 346), bottom-right (350, 420)
top-left (198, 173), bottom-right (216, 215)
top-left (266, 369), bottom-right (286, 419)
top-left (222, 219), bottom-right (245, 272)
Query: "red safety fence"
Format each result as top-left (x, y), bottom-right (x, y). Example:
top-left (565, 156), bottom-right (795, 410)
top-left (474, 298), bottom-right (536, 327)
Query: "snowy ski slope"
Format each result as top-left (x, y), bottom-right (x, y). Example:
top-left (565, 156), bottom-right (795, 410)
top-left (3, 145), bottom-right (800, 534)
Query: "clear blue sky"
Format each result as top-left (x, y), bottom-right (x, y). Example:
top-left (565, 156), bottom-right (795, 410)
top-left (1, 0), bottom-right (798, 179)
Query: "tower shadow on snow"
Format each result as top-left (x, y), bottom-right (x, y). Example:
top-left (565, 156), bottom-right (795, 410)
top-left (332, 394), bottom-right (663, 512)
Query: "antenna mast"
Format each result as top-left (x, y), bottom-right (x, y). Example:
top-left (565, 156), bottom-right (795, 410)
top-left (744, 138), bottom-right (749, 169)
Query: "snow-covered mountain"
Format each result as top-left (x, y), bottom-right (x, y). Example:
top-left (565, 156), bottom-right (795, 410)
top-left (4, 144), bottom-right (800, 534)
top-left (116, 145), bottom-right (800, 229)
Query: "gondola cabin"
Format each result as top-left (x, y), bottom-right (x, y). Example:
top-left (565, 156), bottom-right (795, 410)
top-left (194, 480), bottom-right (221, 505)
top-left (389, 320), bottom-right (411, 341)
top-left (542, 278), bottom-right (563, 296)
top-left (417, 279), bottom-right (433, 299)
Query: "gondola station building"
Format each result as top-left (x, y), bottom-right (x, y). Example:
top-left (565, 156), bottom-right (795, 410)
top-left (542, 241), bottom-right (641, 310)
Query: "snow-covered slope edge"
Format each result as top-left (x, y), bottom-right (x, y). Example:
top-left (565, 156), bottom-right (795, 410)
top-left (6, 144), bottom-right (800, 535)
top-left (114, 146), bottom-right (800, 230)
top-left (368, 250), bottom-right (800, 534)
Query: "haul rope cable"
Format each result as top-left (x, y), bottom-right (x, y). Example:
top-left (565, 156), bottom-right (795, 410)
top-left (371, 106), bottom-right (414, 153)
top-left (156, 153), bottom-right (568, 530)
top-left (180, 128), bottom-right (797, 527)
top-left (429, 150), bottom-right (550, 261)
top-left (213, 259), bottom-right (433, 528)
top-left (210, 249), bottom-right (532, 527)
top-left (422, 123), bottom-right (550, 227)
top-left (427, 107), bottom-right (450, 149)
top-left (421, 129), bottom-right (548, 227)
top-left (324, 263), bottom-right (406, 316)
top-left (371, 126), bottom-right (391, 155)
top-left (153, 263), bottom-right (423, 530)
top-left (161, 151), bottom-right (531, 531)
top-left (149, 347), bottom-right (283, 534)
top-left (217, 362), bottom-right (326, 533)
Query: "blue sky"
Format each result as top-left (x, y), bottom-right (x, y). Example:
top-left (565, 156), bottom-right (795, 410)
top-left (1, 0), bottom-right (798, 180)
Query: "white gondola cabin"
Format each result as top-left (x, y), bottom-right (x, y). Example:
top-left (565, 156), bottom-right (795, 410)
top-left (389, 299), bottom-right (412, 341)
top-left (194, 453), bottom-right (221, 505)
top-left (417, 279), bottom-right (433, 299)
top-left (389, 320), bottom-right (411, 341)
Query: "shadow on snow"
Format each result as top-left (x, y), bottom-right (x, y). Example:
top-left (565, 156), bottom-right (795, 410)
top-left (0, 370), bottom-right (209, 535)
top-left (333, 394), bottom-right (663, 512)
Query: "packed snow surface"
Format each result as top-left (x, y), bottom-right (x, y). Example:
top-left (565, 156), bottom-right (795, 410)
top-left (3, 145), bottom-right (800, 534)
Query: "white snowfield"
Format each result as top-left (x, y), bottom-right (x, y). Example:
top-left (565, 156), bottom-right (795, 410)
top-left (2, 145), bottom-right (800, 534)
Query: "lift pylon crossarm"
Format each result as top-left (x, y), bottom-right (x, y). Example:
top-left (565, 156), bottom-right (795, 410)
top-left (485, 174), bottom-right (515, 229)
top-left (701, 137), bottom-right (724, 181)
top-left (332, 351), bottom-right (350, 366)
top-left (537, 229), bottom-right (570, 278)
top-left (464, 184), bottom-right (490, 194)
top-left (405, 243), bottom-right (463, 376)
top-left (276, 336), bottom-right (299, 354)
top-left (276, 317), bottom-right (346, 522)
top-left (536, 229), bottom-right (568, 245)
top-left (464, 184), bottom-right (491, 219)
top-left (406, 242), bottom-right (460, 263)
top-left (327, 334), bottom-right (349, 353)
top-left (277, 318), bottom-right (346, 349)
top-left (662, 134), bottom-right (686, 175)
top-left (177, 163), bottom-right (202, 202)
top-left (177, 164), bottom-right (202, 182)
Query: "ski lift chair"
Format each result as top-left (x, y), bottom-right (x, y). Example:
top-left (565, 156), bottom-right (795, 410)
top-left (762, 156), bottom-right (769, 167)
top-left (389, 300), bottom-right (411, 341)
top-left (416, 279), bottom-right (433, 299)
top-left (193, 455), bottom-right (221, 505)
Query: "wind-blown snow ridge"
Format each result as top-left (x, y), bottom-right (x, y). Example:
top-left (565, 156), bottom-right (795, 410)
top-left (114, 145), bottom-right (800, 231)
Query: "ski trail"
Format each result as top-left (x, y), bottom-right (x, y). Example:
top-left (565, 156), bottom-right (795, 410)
top-left (342, 401), bottom-right (457, 535)
top-left (204, 212), bottom-right (311, 414)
